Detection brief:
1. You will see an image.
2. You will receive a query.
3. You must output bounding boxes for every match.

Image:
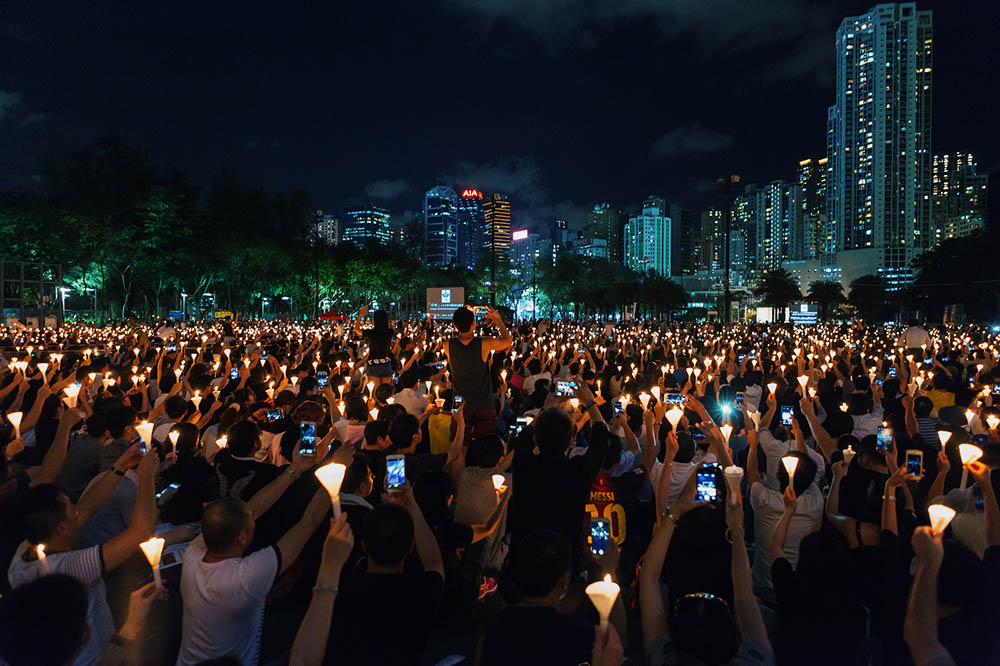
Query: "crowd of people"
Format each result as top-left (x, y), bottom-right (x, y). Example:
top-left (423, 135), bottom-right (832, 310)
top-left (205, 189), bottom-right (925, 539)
top-left (0, 311), bottom-right (996, 666)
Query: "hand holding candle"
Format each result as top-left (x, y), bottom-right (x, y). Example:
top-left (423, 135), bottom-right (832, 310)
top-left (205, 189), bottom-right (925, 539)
top-left (35, 544), bottom-right (50, 574)
top-left (315, 462), bottom-right (347, 517)
top-left (585, 574), bottom-right (620, 628)
top-left (139, 537), bottom-right (165, 588)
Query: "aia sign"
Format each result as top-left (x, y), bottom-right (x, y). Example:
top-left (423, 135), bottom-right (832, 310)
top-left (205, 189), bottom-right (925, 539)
top-left (461, 189), bottom-right (483, 199)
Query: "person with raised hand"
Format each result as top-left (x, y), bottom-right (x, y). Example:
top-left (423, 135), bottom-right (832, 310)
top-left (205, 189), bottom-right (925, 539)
top-left (905, 527), bottom-right (956, 666)
top-left (175, 439), bottom-right (331, 666)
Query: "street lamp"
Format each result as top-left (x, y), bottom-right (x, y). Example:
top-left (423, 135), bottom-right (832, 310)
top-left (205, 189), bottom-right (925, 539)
top-left (180, 293), bottom-right (188, 321)
top-left (281, 296), bottom-right (291, 318)
top-left (261, 297), bottom-right (270, 319)
top-left (59, 287), bottom-right (70, 321)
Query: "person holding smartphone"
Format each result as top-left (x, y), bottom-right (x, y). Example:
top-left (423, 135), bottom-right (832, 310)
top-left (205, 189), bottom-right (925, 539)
top-left (444, 306), bottom-right (512, 446)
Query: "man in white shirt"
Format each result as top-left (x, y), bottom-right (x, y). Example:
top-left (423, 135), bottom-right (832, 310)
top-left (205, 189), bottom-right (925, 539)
top-left (8, 444), bottom-right (156, 666)
top-left (757, 394), bottom-right (825, 492)
top-left (748, 451), bottom-right (823, 595)
top-left (392, 369), bottom-right (428, 418)
top-left (898, 322), bottom-right (931, 353)
top-left (176, 447), bottom-right (333, 666)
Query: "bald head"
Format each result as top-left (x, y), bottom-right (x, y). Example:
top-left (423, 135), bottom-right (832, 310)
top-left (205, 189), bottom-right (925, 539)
top-left (202, 497), bottom-right (252, 553)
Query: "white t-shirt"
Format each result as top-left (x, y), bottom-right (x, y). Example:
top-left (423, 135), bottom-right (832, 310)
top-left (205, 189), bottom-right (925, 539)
top-left (176, 535), bottom-right (280, 666)
top-left (523, 372), bottom-right (552, 396)
top-left (8, 542), bottom-right (113, 666)
top-left (749, 482), bottom-right (824, 590)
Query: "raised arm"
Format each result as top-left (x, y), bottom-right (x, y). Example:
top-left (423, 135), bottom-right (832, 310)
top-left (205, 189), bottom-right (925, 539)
top-left (275, 488), bottom-right (332, 575)
top-left (769, 486), bottom-right (797, 562)
top-left (726, 492), bottom-right (772, 654)
top-left (968, 461), bottom-right (1000, 547)
top-left (289, 516), bottom-right (354, 666)
top-left (904, 528), bottom-right (956, 666)
top-left (246, 441), bottom-right (325, 519)
top-left (101, 448), bottom-right (158, 572)
top-left (392, 484), bottom-right (444, 578)
top-left (30, 409), bottom-right (82, 487)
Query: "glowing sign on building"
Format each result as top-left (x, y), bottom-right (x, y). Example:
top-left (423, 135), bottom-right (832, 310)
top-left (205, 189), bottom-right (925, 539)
top-left (461, 189), bottom-right (483, 199)
top-left (512, 229), bottom-right (529, 241)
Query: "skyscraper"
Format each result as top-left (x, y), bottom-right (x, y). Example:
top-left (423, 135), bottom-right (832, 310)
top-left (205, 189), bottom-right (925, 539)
top-left (341, 199), bottom-right (391, 246)
top-left (423, 186), bottom-right (459, 267)
top-left (826, 3), bottom-right (933, 286)
top-left (313, 211), bottom-right (340, 246)
top-left (457, 189), bottom-right (485, 269)
top-left (755, 181), bottom-right (804, 270)
top-left (483, 193), bottom-right (511, 266)
top-left (668, 205), bottom-right (695, 276)
top-left (699, 209), bottom-right (722, 272)
top-left (797, 158), bottom-right (828, 259)
top-left (588, 203), bottom-right (624, 262)
top-left (625, 196), bottom-right (671, 276)
top-left (932, 153), bottom-right (989, 240)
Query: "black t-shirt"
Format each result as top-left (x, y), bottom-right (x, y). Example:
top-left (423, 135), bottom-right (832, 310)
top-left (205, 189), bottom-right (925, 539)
top-left (213, 452), bottom-right (280, 501)
top-left (363, 328), bottom-right (393, 359)
top-left (324, 571), bottom-right (443, 665)
top-left (480, 605), bottom-right (594, 666)
top-left (160, 454), bottom-right (218, 524)
top-left (586, 468), bottom-right (647, 584)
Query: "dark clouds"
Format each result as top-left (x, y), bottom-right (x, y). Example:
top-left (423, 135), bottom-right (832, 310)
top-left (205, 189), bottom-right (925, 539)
top-left (649, 123), bottom-right (733, 158)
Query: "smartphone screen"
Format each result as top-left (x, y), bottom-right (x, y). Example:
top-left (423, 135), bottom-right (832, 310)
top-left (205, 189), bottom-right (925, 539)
top-left (874, 379), bottom-right (884, 386)
top-left (888, 367), bottom-right (897, 377)
top-left (386, 455), bottom-right (406, 490)
top-left (735, 392), bottom-right (744, 406)
top-left (993, 384), bottom-right (1000, 395)
top-left (877, 427), bottom-right (892, 453)
top-left (905, 450), bottom-right (922, 477)
top-left (299, 421), bottom-right (317, 455)
top-left (556, 380), bottom-right (576, 397)
top-left (317, 371), bottom-right (328, 388)
top-left (590, 518), bottom-right (610, 557)
top-left (780, 406), bottom-right (794, 428)
top-left (266, 409), bottom-right (282, 422)
top-left (156, 483), bottom-right (180, 500)
top-left (513, 416), bottom-right (530, 435)
top-left (613, 400), bottom-right (624, 416)
top-left (229, 368), bottom-right (239, 380)
top-left (696, 468), bottom-right (718, 502)
top-left (452, 395), bottom-right (463, 412)
top-left (667, 393), bottom-right (685, 405)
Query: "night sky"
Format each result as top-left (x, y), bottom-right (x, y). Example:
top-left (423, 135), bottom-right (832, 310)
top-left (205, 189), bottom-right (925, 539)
top-left (2, 0), bottom-right (997, 231)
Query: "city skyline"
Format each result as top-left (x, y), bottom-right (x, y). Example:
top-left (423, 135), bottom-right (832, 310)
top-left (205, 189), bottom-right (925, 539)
top-left (2, 1), bottom-right (997, 232)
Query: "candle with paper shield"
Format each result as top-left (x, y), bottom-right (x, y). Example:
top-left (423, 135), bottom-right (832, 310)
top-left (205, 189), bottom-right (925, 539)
top-left (315, 462), bottom-right (347, 516)
top-left (8, 411), bottom-right (23, 440)
top-left (35, 544), bottom-right (50, 574)
top-left (781, 455), bottom-right (799, 481)
top-left (767, 382), bottom-right (777, 395)
top-left (638, 392), bottom-right (650, 410)
top-left (168, 430), bottom-right (179, 456)
top-left (37, 362), bottom-right (49, 383)
top-left (796, 375), bottom-right (808, 392)
top-left (843, 446), bottom-right (856, 465)
top-left (62, 383), bottom-right (82, 409)
top-left (585, 574), bottom-right (620, 628)
top-left (139, 537), bottom-right (165, 587)
top-left (927, 504), bottom-right (956, 535)
top-left (491, 474), bottom-right (506, 492)
top-left (665, 406), bottom-right (684, 429)
top-left (987, 414), bottom-right (1000, 430)
top-left (215, 435), bottom-right (228, 450)
top-left (719, 423), bottom-right (733, 446)
top-left (136, 421), bottom-right (154, 449)
top-left (191, 391), bottom-right (202, 410)
top-left (958, 443), bottom-right (983, 490)
top-left (937, 431), bottom-right (952, 448)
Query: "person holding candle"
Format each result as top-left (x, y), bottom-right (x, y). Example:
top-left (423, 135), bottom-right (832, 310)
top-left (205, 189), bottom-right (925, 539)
top-left (175, 441), bottom-right (331, 666)
top-left (157, 422), bottom-right (218, 525)
top-left (477, 529), bottom-right (601, 666)
top-left (8, 443), bottom-right (155, 666)
top-left (323, 483), bottom-right (444, 665)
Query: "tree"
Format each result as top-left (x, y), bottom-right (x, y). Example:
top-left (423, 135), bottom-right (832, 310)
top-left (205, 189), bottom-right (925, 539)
top-left (754, 269), bottom-right (801, 322)
top-left (849, 274), bottom-right (890, 322)
top-left (806, 280), bottom-right (846, 321)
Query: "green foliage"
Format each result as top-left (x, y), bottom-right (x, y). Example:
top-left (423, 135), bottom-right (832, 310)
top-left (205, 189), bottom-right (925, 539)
top-left (806, 280), bottom-right (845, 321)
top-left (910, 226), bottom-right (1000, 321)
top-left (848, 274), bottom-right (891, 321)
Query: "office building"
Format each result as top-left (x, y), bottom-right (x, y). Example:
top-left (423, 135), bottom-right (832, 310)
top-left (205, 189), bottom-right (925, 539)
top-left (588, 203), bottom-right (624, 262)
top-left (423, 186), bottom-right (459, 267)
top-left (313, 211), bottom-right (340, 246)
top-left (668, 205), bottom-right (696, 276)
top-left (625, 196), bottom-right (671, 276)
top-left (512, 232), bottom-right (553, 282)
top-left (482, 193), bottom-right (511, 266)
top-left (755, 181), bottom-right (804, 271)
top-left (457, 189), bottom-right (485, 269)
top-left (797, 158), bottom-right (827, 259)
top-left (932, 152), bottom-right (989, 240)
top-left (699, 209), bottom-right (722, 272)
top-left (826, 3), bottom-right (933, 286)
top-left (341, 198), bottom-right (391, 246)
top-left (732, 188), bottom-right (757, 274)
top-left (573, 237), bottom-right (610, 260)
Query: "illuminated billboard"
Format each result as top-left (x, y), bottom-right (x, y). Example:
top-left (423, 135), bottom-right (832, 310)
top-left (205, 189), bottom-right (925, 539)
top-left (426, 287), bottom-right (465, 320)
top-left (512, 229), bottom-right (529, 241)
